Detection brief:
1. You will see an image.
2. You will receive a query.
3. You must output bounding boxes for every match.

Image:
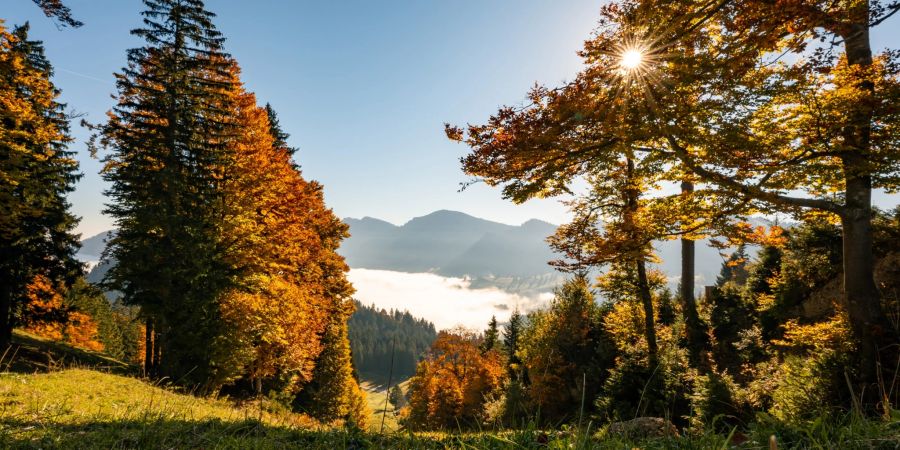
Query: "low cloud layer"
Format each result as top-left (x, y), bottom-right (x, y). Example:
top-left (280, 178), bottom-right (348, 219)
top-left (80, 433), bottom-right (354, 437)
top-left (347, 269), bottom-right (553, 331)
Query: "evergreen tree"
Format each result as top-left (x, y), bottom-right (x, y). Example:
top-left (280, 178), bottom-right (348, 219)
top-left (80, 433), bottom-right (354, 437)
top-left (93, 0), bottom-right (239, 388)
top-left (294, 300), bottom-right (369, 427)
top-left (716, 245), bottom-right (750, 287)
top-left (502, 309), bottom-right (523, 381)
top-left (265, 103), bottom-right (297, 156)
top-left (0, 23), bottom-right (81, 348)
top-left (481, 315), bottom-right (499, 354)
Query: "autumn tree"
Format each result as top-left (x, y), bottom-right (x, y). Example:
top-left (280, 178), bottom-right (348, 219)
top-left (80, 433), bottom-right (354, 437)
top-left (610, 0), bottom-right (900, 390)
top-left (405, 329), bottom-right (504, 430)
top-left (0, 22), bottom-right (81, 348)
top-left (448, 0), bottom-right (900, 393)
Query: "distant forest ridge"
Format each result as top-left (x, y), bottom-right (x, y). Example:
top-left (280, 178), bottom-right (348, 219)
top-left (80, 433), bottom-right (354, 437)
top-left (347, 301), bottom-right (437, 383)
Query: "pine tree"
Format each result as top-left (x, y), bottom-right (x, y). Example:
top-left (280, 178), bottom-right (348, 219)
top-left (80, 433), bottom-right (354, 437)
top-left (0, 22), bottom-right (81, 348)
top-left (502, 309), bottom-right (523, 381)
top-left (294, 300), bottom-right (369, 427)
top-left (93, 0), bottom-right (239, 388)
top-left (481, 315), bottom-right (499, 354)
top-left (265, 103), bottom-right (297, 156)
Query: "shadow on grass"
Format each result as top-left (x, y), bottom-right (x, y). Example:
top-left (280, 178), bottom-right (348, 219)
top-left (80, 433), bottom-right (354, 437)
top-left (1, 332), bottom-right (135, 376)
top-left (0, 417), bottom-right (489, 450)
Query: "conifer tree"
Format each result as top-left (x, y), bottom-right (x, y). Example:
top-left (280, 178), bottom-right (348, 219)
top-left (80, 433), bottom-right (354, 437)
top-left (0, 22), bottom-right (81, 348)
top-left (502, 309), bottom-right (523, 381)
top-left (93, 0), bottom-right (239, 386)
top-left (481, 315), bottom-right (500, 354)
top-left (294, 300), bottom-right (369, 427)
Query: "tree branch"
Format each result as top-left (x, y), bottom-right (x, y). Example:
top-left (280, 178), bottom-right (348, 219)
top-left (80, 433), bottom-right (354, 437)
top-left (665, 136), bottom-right (843, 214)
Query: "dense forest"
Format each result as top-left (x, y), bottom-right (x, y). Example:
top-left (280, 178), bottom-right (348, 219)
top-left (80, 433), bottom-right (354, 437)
top-left (348, 301), bottom-right (437, 382)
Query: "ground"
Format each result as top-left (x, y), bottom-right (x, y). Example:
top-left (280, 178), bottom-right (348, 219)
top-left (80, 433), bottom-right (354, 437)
top-left (1, 331), bottom-right (897, 449)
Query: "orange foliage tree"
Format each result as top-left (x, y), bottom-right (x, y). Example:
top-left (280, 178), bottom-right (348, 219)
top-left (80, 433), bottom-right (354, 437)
top-left (405, 328), bottom-right (504, 430)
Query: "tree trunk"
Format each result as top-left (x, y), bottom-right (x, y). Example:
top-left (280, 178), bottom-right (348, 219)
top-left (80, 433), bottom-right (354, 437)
top-left (0, 284), bottom-right (12, 350)
top-left (840, 13), bottom-right (897, 391)
top-left (680, 181), bottom-right (708, 367)
top-left (636, 260), bottom-right (659, 361)
top-left (144, 318), bottom-right (154, 376)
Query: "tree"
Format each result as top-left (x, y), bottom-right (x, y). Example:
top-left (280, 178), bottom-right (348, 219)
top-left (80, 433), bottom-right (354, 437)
top-left (294, 300), bottom-right (369, 428)
top-left (623, 0), bottom-right (900, 388)
top-left (0, 22), bottom-right (81, 348)
top-left (481, 315), bottom-right (500, 354)
top-left (93, 0), bottom-right (245, 387)
top-left (502, 309), bottom-right (523, 380)
top-left (449, 0), bottom-right (900, 392)
top-left (405, 329), bottom-right (504, 430)
top-left (29, 0), bottom-right (82, 28)
top-left (517, 275), bottom-right (614, 423)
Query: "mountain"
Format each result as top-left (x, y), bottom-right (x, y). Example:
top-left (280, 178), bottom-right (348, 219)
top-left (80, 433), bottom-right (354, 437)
top-left (78, 231), bottom-right (115, 262)
top-left (341, 210), bottom-right (559, 279)
top-left (80, 210), bottom-right (751, 298)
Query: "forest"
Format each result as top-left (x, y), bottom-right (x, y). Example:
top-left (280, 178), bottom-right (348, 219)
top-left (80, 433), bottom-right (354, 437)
top-left (1, 0), bottom-right (899, 448)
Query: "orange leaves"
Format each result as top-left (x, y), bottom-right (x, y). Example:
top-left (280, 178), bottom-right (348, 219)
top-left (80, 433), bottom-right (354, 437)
top-left (405, 330), bottom-right (504, 429)
top-left (23, 276), bottom-right (104, 352)
top-left (212, 59), bottom-right (354, 394)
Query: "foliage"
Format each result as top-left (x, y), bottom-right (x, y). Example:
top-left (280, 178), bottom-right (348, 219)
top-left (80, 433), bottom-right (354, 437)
top-left (404, 329), bottom-right (505, 430)
top-left (29, 0), bottom-right (82, 28)
top-left (347, 301), bottom-right (436, 382)
top-left (0, 22), bottom-right (81, 349)
top-left (518, 276), bottom-right (615, 424)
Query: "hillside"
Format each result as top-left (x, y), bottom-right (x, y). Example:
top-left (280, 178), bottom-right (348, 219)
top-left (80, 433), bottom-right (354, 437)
top-left (348, 301), bottom-right (437, 383)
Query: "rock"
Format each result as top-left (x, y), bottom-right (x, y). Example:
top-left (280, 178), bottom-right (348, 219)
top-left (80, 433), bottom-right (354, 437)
top-left (607, 417), bottom-right (679, 439)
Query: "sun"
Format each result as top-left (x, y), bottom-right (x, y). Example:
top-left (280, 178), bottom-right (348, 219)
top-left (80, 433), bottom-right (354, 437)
top-left (619, 49), bottom-right (644, 70)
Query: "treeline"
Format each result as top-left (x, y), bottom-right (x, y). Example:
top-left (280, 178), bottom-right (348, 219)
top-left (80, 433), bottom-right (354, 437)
top-left (404, 218), bottom-right (900, 430)
top-left (348, 301), bottom-right (437, 382)
top-left (0, 0), bottom-right (366, 427)
top-left (407, 0), bottom-right (900, 433)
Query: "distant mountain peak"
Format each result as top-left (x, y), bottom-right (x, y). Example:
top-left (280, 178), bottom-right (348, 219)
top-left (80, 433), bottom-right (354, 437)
top-left (521, 218), bottom-right (557, 230)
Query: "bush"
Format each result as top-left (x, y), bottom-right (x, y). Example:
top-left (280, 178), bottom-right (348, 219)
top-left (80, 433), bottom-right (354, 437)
top-left (595, 351), bottom-right (689, 425)
top-left (689, 371), bottom-right (746, 432)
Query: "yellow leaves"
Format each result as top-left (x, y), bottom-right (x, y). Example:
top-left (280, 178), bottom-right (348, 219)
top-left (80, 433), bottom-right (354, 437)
top-left (772, 313), bottom-right (853, 353)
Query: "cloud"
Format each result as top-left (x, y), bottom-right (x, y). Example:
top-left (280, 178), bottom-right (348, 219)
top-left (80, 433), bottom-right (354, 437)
top-left (347, 269), bottom-right (553, 331)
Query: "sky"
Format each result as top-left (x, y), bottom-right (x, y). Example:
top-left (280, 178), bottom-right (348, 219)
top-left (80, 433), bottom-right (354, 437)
top-left (4, 0), bottom-right (606, 237)
top-left (4, 1), bottom-right (900, 238)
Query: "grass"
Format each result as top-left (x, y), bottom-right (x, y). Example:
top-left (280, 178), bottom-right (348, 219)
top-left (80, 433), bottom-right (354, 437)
top-left (1, 331), bottom-right (898, 448)
top-left (1, 330), bottom-right (134, 375)
top-left (360, 379), bottom-right (410, 433)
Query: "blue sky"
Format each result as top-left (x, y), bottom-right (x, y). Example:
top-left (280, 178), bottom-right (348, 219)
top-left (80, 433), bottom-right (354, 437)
top-left (4, 1), bottom-right (899, 237)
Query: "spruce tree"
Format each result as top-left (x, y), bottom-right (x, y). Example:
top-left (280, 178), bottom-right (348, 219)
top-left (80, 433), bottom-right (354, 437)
top-left (502, 309), bottom-right (523, 380)
top-left (0, 23), bottom-right (81, 348)
top-left (481, 315), bottom-right (499, 354)
top-left (294, 300), bottom-right (369, 427)
top-left (94, 0), bottom-right (238, 387)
